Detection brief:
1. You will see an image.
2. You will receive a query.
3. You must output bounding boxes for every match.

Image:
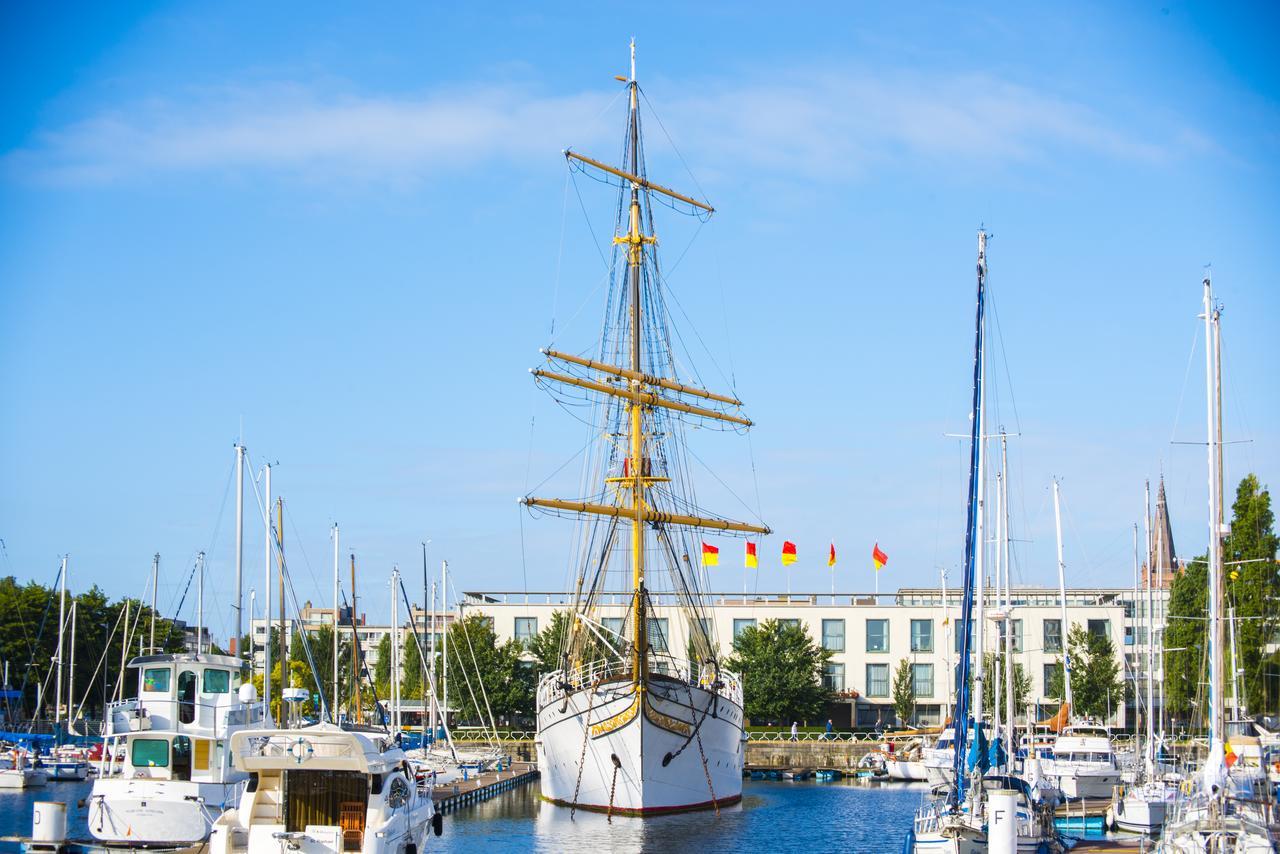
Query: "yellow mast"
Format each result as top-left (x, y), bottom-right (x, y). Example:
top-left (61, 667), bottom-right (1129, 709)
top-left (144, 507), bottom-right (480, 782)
top-left (622, 39), bottom-right (650, 688)
top-left (523, 41), bottom-right (770, 691)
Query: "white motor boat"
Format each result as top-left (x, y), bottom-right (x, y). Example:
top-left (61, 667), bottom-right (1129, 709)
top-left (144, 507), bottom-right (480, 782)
top-left (1045, 724), bottom-right (1120, 799)
top-left (88, 653), bottom-right (266, 846)
top-left (1110, 779), bottom-right (1177, 834)
top-left (887, 756), bottom-right (929, 782)
top-left (0, 751), bottom-right (48, 789)
top-left (923, 729), bottom-right (956, 786)
top-left (208, 724), bottom-right (436, 854)
top-left (45, 758), bottom-right (91, 780)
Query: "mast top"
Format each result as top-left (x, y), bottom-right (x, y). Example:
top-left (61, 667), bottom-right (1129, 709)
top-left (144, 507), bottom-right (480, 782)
top-left (630, 38), bottom-right (636, 83)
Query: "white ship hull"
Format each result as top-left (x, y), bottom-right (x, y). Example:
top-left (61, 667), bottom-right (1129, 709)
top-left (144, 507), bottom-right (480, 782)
top-left (1053, 766), bottom-right (1120, 800)
top-left (887, 759), bottom-right (928, 782)
top-left (537, 671), bottom-right (743, 815)
top-left (88, 777), bottom-right (244, 845)
top-left (1111, 791), bottom-right (1169, 833)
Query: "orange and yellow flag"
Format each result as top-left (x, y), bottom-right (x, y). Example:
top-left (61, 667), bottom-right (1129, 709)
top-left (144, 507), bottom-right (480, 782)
top-left (701, 542), bottom-right (719, 567)
top-left (872, 543), bottom-right (888, 571)
top-left (782, 541), bottom-right (798, 566)
top-left (744, 542), bottom-right (758, 569)
top-left (828, 543), bottom-right (837, 567)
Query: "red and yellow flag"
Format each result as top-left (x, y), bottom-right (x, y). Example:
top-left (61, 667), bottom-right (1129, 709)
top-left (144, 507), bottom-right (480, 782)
top-left (701, 542), bottom-right (719, 567)
top-left (872, 543), bottom-right (888, 571)
top-left (828, 543), bottom-right (837, 567)
top-left (1225, 742), bottom-right (1238, 769)
top-left (744, 542), bottom-right (758, 569)
top-left (781, 541), bottom-right (798, 566)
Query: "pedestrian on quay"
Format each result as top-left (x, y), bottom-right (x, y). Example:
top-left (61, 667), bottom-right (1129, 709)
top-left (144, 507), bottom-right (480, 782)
top-left (790, 721), bottom-right (798, 741)
top-left (825, 719), bottom-right (833, 741)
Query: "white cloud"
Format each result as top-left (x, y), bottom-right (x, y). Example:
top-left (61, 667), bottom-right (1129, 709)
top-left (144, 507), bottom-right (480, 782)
top-left (2, 67), bottom-right (1185, 187)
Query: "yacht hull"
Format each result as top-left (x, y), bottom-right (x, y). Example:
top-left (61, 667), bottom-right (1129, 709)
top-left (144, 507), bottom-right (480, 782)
top-left (88, 778), bottom-right (243, 845)
top-left (537, 675), bottom-right (743, 814)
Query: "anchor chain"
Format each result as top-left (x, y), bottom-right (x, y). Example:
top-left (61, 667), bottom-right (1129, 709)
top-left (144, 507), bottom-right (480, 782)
top-left (694, 728), bottom-right (718, 816)
top-left (569, 678), bottom-right (600, 819)
top-left (607, 753), bottom-right (622, 823)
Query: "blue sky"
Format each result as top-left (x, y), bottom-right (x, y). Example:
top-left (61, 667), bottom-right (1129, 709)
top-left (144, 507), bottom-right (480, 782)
top-left (1, 2), bottom-right (1276, 643)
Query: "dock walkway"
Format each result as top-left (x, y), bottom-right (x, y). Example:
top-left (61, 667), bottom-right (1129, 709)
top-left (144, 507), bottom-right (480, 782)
top-left (432, 761), bottom-right (540, 814)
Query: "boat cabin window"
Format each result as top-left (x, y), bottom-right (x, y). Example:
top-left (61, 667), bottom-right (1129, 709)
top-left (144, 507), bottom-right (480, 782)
top-left (178, 670), bottom-right (197, 723)
top-left (172, 736), bottom-right (192, 781)
top-left (131, 738), bottom-right (169, 768)
top-left (143, 667), bottom-right (171, 693)
top-left (203, 668), bottom-right (231, 694)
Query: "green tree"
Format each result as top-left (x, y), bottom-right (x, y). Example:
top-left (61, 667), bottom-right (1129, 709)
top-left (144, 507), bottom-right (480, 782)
top-left (374, 633), bottom-right (392, 697)
top-left (725, 619), bottom-right (832, 725)
top-left (445, 615), bottom-right (533, 725)
top-left (1165, 475), bottom-right (1279, 719)
top-left (1047, 623), bottom-right (1123, 721)
top-left (982, 652), bottom-right (1032, 715)
top-left (527, 610), bottom-right (570, 676)
top-left (400, 631), bottom-right (423, 700)
top-left (892, 658), bottom-right (916, 726)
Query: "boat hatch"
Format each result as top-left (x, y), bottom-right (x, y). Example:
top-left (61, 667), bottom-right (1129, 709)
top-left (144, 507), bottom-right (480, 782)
top-left (284, 769), bottom-right (368, 851)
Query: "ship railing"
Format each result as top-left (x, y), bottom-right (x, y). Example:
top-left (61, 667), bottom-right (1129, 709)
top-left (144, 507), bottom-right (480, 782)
top-left (238, 732), bottom-right (360, 763)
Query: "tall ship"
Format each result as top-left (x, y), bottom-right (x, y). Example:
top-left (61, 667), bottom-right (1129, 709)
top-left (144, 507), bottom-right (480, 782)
top-left (522, 42), bottom-right (768, 816)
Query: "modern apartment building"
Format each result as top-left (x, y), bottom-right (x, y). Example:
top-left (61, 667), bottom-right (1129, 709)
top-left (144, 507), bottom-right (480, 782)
top-left (458, 585), bottom-right (1170, 730)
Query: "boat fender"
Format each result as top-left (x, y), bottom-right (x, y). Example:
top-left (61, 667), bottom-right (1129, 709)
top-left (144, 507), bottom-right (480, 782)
top-left (611, 754), bottom-right (622, 769)
top-left (432, 812), bottom-right (443, 836)
top-left (662, 753), bottom-right (673, 767)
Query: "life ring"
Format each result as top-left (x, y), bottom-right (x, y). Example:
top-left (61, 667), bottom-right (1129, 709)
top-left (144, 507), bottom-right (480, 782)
top-left (288, 737), bottom-right (314, 764)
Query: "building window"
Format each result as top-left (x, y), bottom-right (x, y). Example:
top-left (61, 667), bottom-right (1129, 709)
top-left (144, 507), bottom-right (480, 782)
top-left (823, 662), bottom-right (846, 692)
top-left (514, 617), bottom-right (538, 648)
top-left (912, 663), bottom-right (934, 698)
top-left (955, 622), bottom-right (971, 654)
top-left (910, 619), bottom-right (933, 652)
top-left (780, 618), bottom-right (801, 630)
top-left (866, 663), bottom-right (890, 697)
top-left (733, 618), bottom-right (756, 640)
top-left (1044, 663), bottom-right (1063, 697)
top-left (1088, 619), bottom-right (1109, 639)
top-left (822, 619), bottom-right (845, 652)
top-left (1043, 619), bottom-right (1062, 653)
top-left (648, 618), bottom-right (670, 653)
top-left (602, 617), bottom-right (626, 641)
top-left (866, 619), bottom-right (889, 653)
top-left (1010, 619), bottom-right (1023, 653)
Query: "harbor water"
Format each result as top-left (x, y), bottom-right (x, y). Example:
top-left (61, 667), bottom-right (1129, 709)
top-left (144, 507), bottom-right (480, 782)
top-left (0, 778), bottom-right (928, 852)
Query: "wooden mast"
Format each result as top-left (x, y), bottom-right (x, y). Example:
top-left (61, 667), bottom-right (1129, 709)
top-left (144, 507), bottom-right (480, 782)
top-left (625, 38), bottom-right (648, 688)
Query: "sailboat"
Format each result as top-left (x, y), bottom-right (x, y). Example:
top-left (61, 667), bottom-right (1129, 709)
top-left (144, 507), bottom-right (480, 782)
top-left (1156, 277), bottom-right (1276, 853)
top-left (90, 456), bottom-right (267, 847)
top-left (1110, 482), bottom-right (1178, 834)
top-left (523, 41), bottom-right (764, 816)
top-left (910, 231), bottom-right (1063, 853)
top-left (1040, 482), bottom-right (1121, 802)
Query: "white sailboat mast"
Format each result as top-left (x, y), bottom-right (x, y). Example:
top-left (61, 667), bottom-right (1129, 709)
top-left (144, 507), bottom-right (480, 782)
top-left (55, 555), bottom-right (67, 729)
top-left (68, 600), bottom-right (77, 728)
top-left (941, 568), bottom-right (951, 724)
top-left (234, 443), bottom-right (245, 654)
top-left (1203, 275), bottom-right (1223, 748)
top-left (391, 566), bottom-right (400, 733)
top-left (972, 229), bottom-right (988, 727)
top-left (1053, 480), bottom-right (1073, 717)
top-left (441, 560), bottom-right (448, 730)
top-left (429, 580), bottom-right (437, 738)
top-left (262, 463), bottom-right (273, 720)
top-left (150, 553), bottom-right (159, 653)
top-left (197, 551), bottom-right (205, 656)
top-left (1000, 435), bottom-right (1014, 762)
top-left (1143, 480), bottom-right (1155, 778)
top-left (332, 523), bottom-right (340, 722)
